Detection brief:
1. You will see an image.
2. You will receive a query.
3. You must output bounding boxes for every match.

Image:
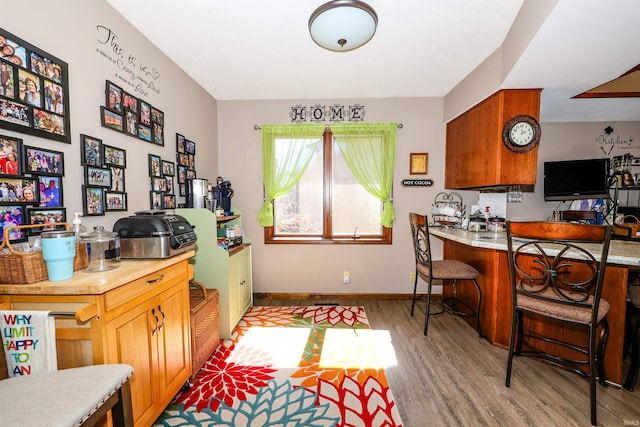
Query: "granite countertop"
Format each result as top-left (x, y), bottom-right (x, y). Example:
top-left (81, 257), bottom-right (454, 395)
top-left (0, 250), bottom-right (195, 295)
top-left (429, 227), bottom-right (640, 267)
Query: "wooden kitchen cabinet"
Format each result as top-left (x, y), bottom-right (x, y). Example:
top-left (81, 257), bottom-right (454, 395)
top-left (0, 252), bottom-right (194, 427)
top-left (445, 89), bottom-right (541, 189)
top-left (104, 268), bottom-right (191, 427)
top-left (177, 208), bottom-right (253, 339)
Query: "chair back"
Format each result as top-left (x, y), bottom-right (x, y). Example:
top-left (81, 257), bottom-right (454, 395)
top-left (506, 221), bottom-right (612, 324)
top-left (409, 213), bottom-right (432, 275)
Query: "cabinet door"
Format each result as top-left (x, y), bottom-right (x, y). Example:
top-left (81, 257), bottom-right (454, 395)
top-left (155, 282), bottom-right (192, 409)
top-left (105, 301), bottom-right (158, 427)
top-left (228, 252), bottom-right (241, 327)
top-left (237, 246), bottom-right (253, 316)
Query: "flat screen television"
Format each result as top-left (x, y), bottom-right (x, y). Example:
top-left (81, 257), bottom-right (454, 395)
top-left (543, 158), bottom-right (611, 201)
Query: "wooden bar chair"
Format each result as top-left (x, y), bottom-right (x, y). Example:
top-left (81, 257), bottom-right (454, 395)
top-left (409, 213), bottom-right (482, 337)
top-left (0, 364), bottom-right (134, 427)
top-left (504, 221), bottom-right (612, 426)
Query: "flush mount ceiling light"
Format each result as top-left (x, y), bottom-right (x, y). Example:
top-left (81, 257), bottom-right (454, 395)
top-left (308, 0), bottom-right (378, 52)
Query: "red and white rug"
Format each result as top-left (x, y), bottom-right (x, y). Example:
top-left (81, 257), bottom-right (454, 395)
top-left (155, 305), bottom-right (403, 426)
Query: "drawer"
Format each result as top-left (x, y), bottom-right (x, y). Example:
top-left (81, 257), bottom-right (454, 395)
top-left (105, 263), bottom-right (186, 312)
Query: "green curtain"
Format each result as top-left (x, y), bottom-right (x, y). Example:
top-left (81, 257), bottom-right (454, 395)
top-left (257, 124), bottom-right (325, 226)
top-left (331, 123), bottom-right (397, 228)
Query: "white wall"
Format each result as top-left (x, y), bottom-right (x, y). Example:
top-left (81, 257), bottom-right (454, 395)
top-left (2, 0), bottom-right (218, 233)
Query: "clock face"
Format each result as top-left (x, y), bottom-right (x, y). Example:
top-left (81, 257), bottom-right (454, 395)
top-left (509, 121), bottom-right (535, 146)
top-left (502, 114), bottom-right (540, 153)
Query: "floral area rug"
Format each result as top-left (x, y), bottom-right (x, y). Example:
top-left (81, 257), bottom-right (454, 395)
top-left (155, 305), bottom-right (403, 427)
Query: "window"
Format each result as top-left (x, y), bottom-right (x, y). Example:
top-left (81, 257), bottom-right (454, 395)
top-left (261, 124), bottom-right (397, 244)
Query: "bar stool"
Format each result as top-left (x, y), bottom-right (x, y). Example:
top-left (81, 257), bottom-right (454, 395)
top-left (624, 286), bottom-right (640, 391)
top-left (0, 364), bottom-right (134, 427)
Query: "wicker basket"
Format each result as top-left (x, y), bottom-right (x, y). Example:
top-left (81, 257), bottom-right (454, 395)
top-left (613, 215), bottom-right (640, 239)
top-left (189, 281), bottom-right (219, 378)
top-left (0, 223), bottom-right (89, 284)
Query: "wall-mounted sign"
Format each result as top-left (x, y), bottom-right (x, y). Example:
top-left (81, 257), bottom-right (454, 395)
top-left (402, 179), bottom-right (433, 187)
top-left (290, 103), bottom-right (366, 123)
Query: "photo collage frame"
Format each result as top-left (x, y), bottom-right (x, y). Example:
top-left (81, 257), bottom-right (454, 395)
top-left (176, 133), bottom-right (197, 197)
top-left (80, 134), bottom-right (127, 216)
top-left (1, 134), bottom-right (66, 243)
top-left (100, 80), bottom-right (164, 146)
top-left (148, 153), bottom-right (175, 210)
top-left (0, 27), bottom-right (71, 143)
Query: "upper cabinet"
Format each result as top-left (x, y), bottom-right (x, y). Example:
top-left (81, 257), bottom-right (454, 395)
top-left (445, 89), bottom-right (542, 189)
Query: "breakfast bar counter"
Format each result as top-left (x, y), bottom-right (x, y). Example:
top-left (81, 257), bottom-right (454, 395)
top-left (429, 227), bottom-right (638, 386)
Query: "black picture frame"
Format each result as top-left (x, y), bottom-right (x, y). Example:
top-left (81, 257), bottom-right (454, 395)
top-left (185, 139), bottom-right (196, 155)
top-left (150, 191), bottom-right (162, 210)
top-left (37, 175), bottom-right (62, 208)
top-left (152, 122), bottom-right (164, 146)
top-left (26, 207), bottom-right (66, 234)
top-left (176, 133), bottom-right (185, 154)
top-left (162, 194), bottom-right (175, 209)
top-left (110, 166), bottom-right (125, 192)
top-left (186, 169), bottom-right (196, 180)
top-left (177, 165), bottom-right (187, 184)
top-left (101, 106), bottom-right (123, 132)
top-left (151, 177), bottom-right (166, 192)
top-left (0, 60), bottom-right (16, 100)
top-left (105, 80), bottom-right (123, 114)
top-left (80, 134), bottom-right (102, 166)
top-left (138, 124), bottom-right (152, 142)
top-left (151, 107), bottom-right (164, 125)
top-left (165, 176), bottom-right (174, 194)
top-left (122, 92), bottom-right (138, 113)
top-left (85, 165), bottom-right (111, 188)
top-left (23, 145), bottom-right (64, 176)
top-left (105, 191), bottom-right (127, 211)
top-left (139, 100), bottom-right (151, 127)
top-left (0, 176), bottom-right (38, 205)
top-left (83, 186), bottom-right (105, 216)
top-left (0, 205), bottom-right (27, 243)
top-left (0, 28), bottom-right (71, 143)
top-left (0, 134), bottom-right (23, 176)
top-left (124, 110), bottom-right (138, 138)
top-left (148, 154), bottom-right (161, 177)
top-left (161, 160), bottom-right (175, 177)
top-left (178, 183), bottom-right (185, 197)
top-left (103, 145), bottom-right (126, 168)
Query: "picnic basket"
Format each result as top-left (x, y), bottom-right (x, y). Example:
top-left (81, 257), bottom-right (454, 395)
top-left (189, 280), bottom-right (219, 378)
top-left (0, 223), bottom-right (89, 284)
top-left (613, 215), bottom-right (640, 239)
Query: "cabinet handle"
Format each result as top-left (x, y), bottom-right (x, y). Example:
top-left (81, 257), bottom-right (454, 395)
top-left (157, 305), bottom-right (166, 331)
top-left (151, 307), bottom-right (160, 336)
top-left (146, 274), bottom-right (165, 285)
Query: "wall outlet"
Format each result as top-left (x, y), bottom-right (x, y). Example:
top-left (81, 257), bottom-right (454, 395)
top-left (343, 271), bottom-right (350, 284)
top-left (409, 271), bottom-right (416, 282)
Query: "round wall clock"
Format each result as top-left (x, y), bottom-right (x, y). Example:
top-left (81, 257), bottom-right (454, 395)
top-left (502, 114), bottom-right (541, 153)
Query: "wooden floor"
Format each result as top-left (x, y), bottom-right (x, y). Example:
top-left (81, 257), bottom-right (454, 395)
top-left (254, 297), bottom-right (640, 427)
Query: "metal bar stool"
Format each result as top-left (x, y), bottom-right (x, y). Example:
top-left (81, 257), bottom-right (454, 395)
top-left (409, 213), bottom-right (482, 337)
top-left (624, 286), bottom-right (640, 391)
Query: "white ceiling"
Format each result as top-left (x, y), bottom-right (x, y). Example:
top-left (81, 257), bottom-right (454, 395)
top-left (106, 0), bottom-right (640, 122)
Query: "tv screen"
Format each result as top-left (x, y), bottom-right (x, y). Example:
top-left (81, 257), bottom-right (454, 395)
top-left (543, 158), bottom-right (610, 201)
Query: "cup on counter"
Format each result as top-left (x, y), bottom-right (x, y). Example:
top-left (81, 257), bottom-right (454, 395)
top-left (41, 230), bottom-right (76, 281)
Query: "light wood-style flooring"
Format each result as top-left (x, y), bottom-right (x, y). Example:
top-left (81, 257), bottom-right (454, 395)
top-left (254, 297), bottom-right (640, 427)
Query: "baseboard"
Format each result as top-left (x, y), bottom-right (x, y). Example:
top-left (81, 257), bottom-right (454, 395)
top-left (254, 293), bottom-right (419, 300)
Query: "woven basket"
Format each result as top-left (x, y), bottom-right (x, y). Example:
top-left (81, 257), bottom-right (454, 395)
top-left (0, 223), bottom-right (89, 284)
top-left (613, 215), bottom-right (640, 239)
top-left (189, 281), bottom-right (219, 378)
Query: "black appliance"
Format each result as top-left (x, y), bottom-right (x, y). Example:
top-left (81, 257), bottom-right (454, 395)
top-left (113, 211), bottom-right (197, 258)
top-left (543, 158), bottom-right (611, 201)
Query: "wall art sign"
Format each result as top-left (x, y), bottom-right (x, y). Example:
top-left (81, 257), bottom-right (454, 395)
top-left (289, 103), bottom-right (366, 124)
top-left (0, 27), bottom-right (71, 143)
top-left (401, 179), bottom-right (433, 187)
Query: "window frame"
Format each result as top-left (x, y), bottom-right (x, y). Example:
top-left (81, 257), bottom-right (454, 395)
top-left (264, 128), bottom-right (392, 245)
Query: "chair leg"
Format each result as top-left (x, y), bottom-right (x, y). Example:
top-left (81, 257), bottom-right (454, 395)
top-left (590, 323), bottom-right (599, 426)
top-left (424, 278), bottom-right (432, 336)
top-left (596, 319), bottom-right (609, 387)
top-left (505, 307), bottom-right (519, 387)
top-left (472, 279), bottom-right (483, 338)
top-left (410, 269), bottom-right (418, 316)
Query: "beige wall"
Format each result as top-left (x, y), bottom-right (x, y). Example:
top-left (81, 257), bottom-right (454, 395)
top-left (2, 0), bottom-right (218, 232)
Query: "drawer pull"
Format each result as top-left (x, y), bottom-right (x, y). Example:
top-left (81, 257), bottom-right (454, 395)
top-left (151, 308), bottom-right (159, 336)
top-left (158, 305), bottom-right (166, 331)
top-left (146, 274), bottom-right (165, 285)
